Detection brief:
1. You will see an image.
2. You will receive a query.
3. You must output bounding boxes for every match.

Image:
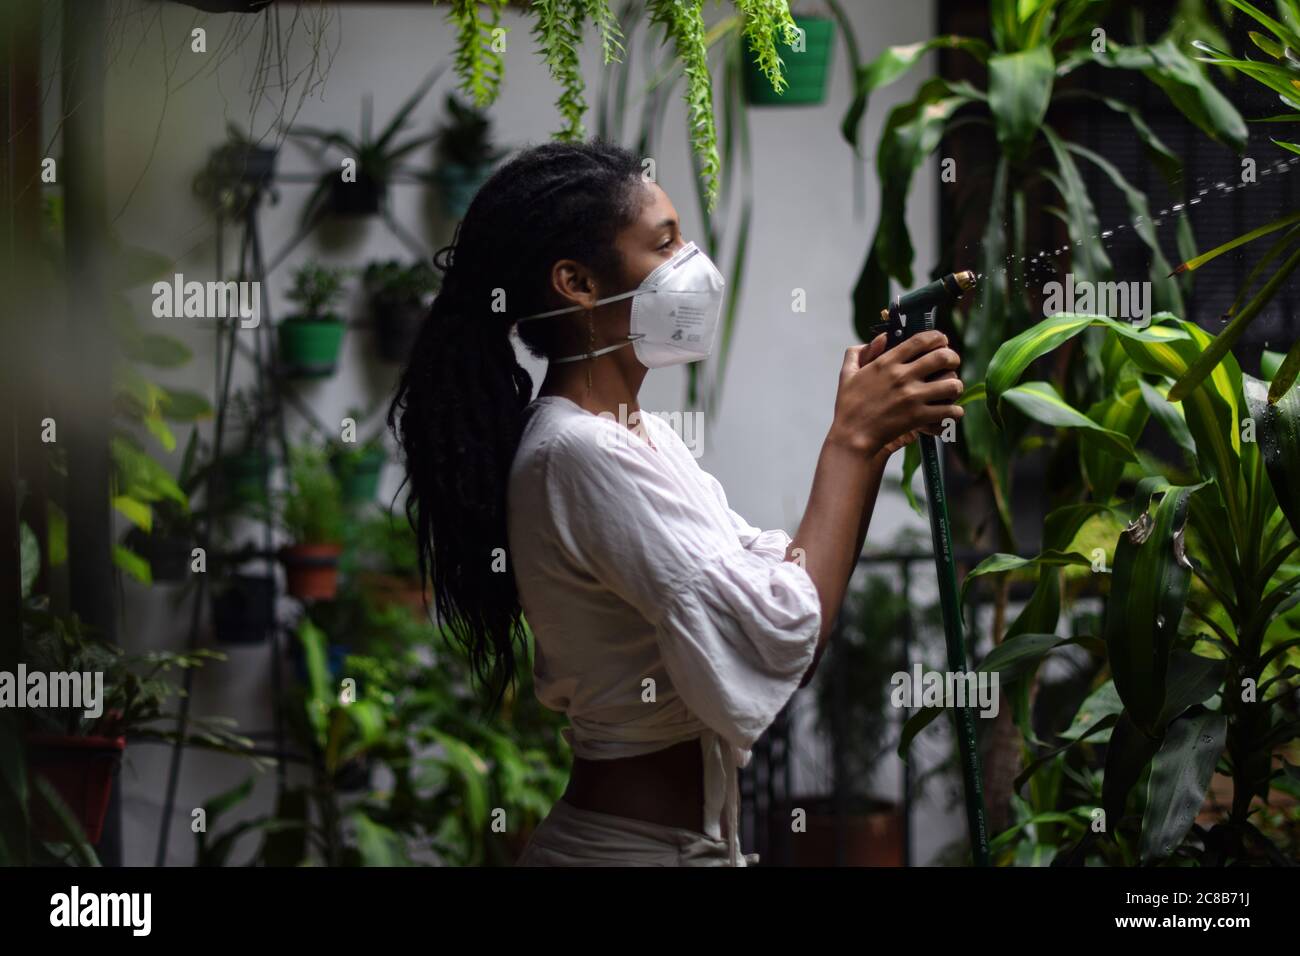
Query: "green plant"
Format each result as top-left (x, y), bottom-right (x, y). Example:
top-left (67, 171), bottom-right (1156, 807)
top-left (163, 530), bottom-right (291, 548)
top-left (851, 0), bottom-right (1248, 551)
top-left (355, 507), bottom-right (421, 578)
top-left (1163, 0), bottom-right (1300, 403)
top-left (434, 94), bottom-right (506, 168)
top-left (288, 67), bottom-right (444, 227)
top-left (447, 0), bottom-right (799, 209)
top-left (191, 121), bottom-right (278, 216)
top-left (937, 311), bottom-right (1300, 865)
top-left (281, 444), bottom-right (346, 545)
top-left (363, 259), bottom-right (440, 309)
top-left (284, 262), bottom-right (348, 322)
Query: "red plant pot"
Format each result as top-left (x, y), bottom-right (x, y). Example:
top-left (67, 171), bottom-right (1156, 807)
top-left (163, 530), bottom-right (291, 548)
top-left (25, 733), bottom-right (126, 844)
top-left (280, 543), bottom-right (344, 600)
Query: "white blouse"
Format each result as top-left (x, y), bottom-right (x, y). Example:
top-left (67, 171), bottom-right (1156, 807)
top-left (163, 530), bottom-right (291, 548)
top-left (506, 395), bottom-right (822, 866)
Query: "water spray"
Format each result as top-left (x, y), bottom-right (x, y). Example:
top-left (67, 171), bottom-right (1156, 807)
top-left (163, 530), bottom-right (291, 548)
top-left (874, 270), bottom-right (991, 867)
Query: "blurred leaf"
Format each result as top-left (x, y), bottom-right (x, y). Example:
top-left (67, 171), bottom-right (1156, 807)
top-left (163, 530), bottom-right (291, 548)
top-left (1139, 711), bottom-right (1227, 862)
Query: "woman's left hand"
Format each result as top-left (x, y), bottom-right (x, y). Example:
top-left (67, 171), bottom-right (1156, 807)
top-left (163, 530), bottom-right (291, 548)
top-left (878, 430), bottom-right (918, 458)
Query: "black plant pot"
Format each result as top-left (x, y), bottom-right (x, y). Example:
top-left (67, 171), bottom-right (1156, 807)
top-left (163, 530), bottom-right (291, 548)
top-left (217, 143), bottom-right (278, 191)
top-left (329, 173), bottom-right (386, 217)
top-left (212, 574), bottom-right (276, 645)
top-left (125, 527), bottom-right (192, 583)
top-left (374, 299), bottom-right (428, 363)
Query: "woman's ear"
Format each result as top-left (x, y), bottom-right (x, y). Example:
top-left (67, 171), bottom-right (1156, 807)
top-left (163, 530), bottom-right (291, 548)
top-left (550, 258), bottom-right (600, 312)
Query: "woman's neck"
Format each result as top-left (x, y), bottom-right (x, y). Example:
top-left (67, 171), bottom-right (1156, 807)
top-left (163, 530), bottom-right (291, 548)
top-left (537, 354), bottom-right (646, 418)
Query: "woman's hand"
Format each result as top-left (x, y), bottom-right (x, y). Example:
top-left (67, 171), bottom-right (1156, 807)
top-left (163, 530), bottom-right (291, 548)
top-left (828, 331), bottom-right (964, 458)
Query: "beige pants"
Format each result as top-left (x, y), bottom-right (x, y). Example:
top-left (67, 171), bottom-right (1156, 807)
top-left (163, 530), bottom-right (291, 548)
top-left (514, 796), bottom-right (755, 867)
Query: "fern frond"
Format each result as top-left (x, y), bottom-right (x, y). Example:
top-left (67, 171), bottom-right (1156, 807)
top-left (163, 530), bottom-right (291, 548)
top-left (447, 0), bottom-right (508, 108)
top-left (578, 0), bottom-right (627, 65)
top-left (533, 0), bottom-right (589, 142)
top-left (734, 0), bottom-right (797, 94)
top-left (648, 0), bottom-right (720, 210)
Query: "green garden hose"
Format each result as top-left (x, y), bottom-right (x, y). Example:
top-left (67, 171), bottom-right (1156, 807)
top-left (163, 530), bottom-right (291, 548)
top-left (877, 271), bottom-right (992, 867)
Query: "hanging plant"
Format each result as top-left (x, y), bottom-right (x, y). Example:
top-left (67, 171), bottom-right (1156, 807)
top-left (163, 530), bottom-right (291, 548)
top-left (441, 0), bottom-right (799, 209)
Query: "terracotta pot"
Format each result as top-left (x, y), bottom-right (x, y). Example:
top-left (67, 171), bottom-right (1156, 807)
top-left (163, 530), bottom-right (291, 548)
top-left (26, 733), bottom-right (126, 844)
top-left (359, 570), bottom-right (427, 614)
top-left (280, 543), bottom-right (344, 600)
top-left (777, 796), bottom-right (905, 866)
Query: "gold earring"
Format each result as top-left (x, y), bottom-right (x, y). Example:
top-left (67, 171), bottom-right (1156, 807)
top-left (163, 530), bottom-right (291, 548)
top-left (586, 310), bottom-right (595, 394)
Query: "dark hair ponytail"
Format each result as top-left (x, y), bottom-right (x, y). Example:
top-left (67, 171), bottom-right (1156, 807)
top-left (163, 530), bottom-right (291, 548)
top-left (388, 140), bottom-right (646, 710)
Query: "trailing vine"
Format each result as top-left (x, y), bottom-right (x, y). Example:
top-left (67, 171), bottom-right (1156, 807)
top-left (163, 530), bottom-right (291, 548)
top-left (438, 0), bottom-right (797, 210)
top-left (447, 0), bottom-right (509, 107)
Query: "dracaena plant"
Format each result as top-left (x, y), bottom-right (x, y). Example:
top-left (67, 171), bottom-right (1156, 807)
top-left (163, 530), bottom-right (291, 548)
top-left (850, 0), bottom-right (1248, 551)
top-left (1159, 0), bottom-right (1300, 405)
top-left (938, 311), bottom-right (1300, 865)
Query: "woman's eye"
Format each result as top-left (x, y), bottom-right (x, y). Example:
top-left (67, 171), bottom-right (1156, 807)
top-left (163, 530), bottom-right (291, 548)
top-left (659, 238), bottom-right (675, 250)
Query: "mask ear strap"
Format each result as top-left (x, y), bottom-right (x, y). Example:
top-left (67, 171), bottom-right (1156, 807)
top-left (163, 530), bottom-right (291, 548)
top-left (516, 287), bottom-right (653, 323)
top-left (548, 335), bottom-right (643, 365)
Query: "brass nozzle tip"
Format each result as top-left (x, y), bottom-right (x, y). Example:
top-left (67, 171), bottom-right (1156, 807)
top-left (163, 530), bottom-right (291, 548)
top-left (955, 270), bottom-right (977, 291)
top-left (880, 308), bottom-right (890, 322)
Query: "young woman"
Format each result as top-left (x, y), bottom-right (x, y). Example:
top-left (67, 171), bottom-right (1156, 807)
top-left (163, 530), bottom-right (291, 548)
top-left (389, 140), bottom-right (964, 867)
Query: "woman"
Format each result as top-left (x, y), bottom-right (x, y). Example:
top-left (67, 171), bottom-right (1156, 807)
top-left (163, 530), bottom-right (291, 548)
top-left (389, 140), bottom-right (963, 866)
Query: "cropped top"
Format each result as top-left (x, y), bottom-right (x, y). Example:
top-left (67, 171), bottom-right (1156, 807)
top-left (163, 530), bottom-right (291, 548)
top-left (506, 395), bottom-right (822, 866)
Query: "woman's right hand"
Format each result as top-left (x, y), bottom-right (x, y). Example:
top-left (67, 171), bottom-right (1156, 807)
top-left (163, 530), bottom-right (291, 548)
top-left (828, 331), bottom-right (964, 457)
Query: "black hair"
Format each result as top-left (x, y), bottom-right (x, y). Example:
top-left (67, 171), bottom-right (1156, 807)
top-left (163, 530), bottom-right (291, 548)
top-left (388, 139), bottom-right (647, 711)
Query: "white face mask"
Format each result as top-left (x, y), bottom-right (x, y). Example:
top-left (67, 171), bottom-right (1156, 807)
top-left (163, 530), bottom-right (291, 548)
top-left (516, 241), bottom-right (725, 369)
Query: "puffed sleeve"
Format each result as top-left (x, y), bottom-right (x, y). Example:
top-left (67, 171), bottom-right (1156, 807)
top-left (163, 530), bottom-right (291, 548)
top-left (695, 467), bottom-right (796, 564)
top-left (544, 419), bottom-right (821, 752)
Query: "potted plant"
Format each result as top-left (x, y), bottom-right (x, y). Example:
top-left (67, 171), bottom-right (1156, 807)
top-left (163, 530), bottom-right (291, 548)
top-left (363, 258), bottom-right (438, 363)
top-left (355, 505), bottom-right (424, 614)
top-left (787, 563), bottom-right (945, 866)
top-left (327, 406), bottom-right (388, 506)
top-left (289, 67), bottom-right (443, 223)
top-left (211, 573), bottom-right (278, 645)
top-left (215, 388), bottom-right (273, 508)
top-left (192, 121), bottom-right (278, 216)
top-left (121, 428), bottom-right (210, 584)
top-left (277, 262), bottom-right (349, 379)
top-left (428, 94), bottom-right (506, 219)
top-left (279, 443), bottom-right (346, 601)
top-left (20, 601), bottom-right (230, 845)
top-left (743, 3), bottom-right (836, 106)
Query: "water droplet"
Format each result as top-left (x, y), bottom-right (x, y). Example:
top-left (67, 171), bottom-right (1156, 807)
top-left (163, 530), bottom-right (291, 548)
top-left (1156, 614), bottom-right (1166, 629)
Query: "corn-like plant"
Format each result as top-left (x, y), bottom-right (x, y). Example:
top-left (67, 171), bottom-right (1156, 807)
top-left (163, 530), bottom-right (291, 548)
top-left (928, 311), bottom-right (1300, 864)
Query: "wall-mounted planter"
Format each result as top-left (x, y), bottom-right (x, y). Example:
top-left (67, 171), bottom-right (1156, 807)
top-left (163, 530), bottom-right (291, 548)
top-left (329, 173), bottom-right (386, 217)
top-left (374, 300), bottom-right (428, 364)
top-left (212, 574), bottom-right (277, 644)
top-left (330, 448), bottom-right (386, 506)
top-left (744, 17), bottom-right (835, 106)
top-left (219, 450), bottom-right (271, 506)
top-left (278, 317), bottom-right (346, 379)
top-left (124, 527), bottom-right (193, 583)
top-left (26, 733), bottom-right (126, 844)
top-left (775, 795), bottom-right (904, 866)
top-left (218, 142), bottom-right (278, 190)
top-left (280, 543), bottom-right (344, 601)
top-left (432, 162), bottom-right (493, 219)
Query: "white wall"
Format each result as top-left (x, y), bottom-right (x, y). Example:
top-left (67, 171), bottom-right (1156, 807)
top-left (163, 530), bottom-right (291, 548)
top-left (73, 0), bottom-right (956, 864)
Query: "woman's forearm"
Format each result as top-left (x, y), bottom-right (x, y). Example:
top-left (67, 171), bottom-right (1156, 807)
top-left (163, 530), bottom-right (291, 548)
top-left (787, 432), bottom-right (876, 646)
top-left (789, 438), bottom-right (887, 687)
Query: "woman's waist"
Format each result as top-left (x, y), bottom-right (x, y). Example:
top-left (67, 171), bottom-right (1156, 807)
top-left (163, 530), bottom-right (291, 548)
top-left (563, 738), bottom-right (708, 833)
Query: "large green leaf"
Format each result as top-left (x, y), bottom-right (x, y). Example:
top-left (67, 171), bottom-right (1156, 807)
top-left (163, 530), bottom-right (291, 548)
top-left (1103, 481), bottom-right (1201, 736)
top-left (1108, 39), bottom-right (1249, 151)
top-left (1102, 709), bottom-right (1163, 825)
top-left (853, 79), bottom-right (971, 338)
top-left (1244, 373), bottom-right (1300, 539)
top-left (988, 45), bottom-right (1054, 161)
top-left (1139, 710), bottom-right (1227, 862)
top-left (1002, 380), bottom-right (1137, 461)
top-left (1083, 384), bottom-right (1149, 500)
top-left (984, 312), bottom-right (1181, 423)
top-left (841, 35), bottom-right (990, 154)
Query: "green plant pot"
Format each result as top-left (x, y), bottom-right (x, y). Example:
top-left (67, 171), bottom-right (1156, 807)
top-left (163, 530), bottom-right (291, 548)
top-left (744, 17), bottom-right (835, 106)
top-left (220, 450), bottom-right (271, 505)
top-left (330, 447), bottom-right (386, 505)
top-left (278, 317), bottom-right (346, 378)
top-left (433, 161), bottom-right (494, 218)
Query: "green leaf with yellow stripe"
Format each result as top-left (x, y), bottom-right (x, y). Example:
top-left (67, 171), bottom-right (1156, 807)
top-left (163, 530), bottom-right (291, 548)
top-left (1002, 380), bottom-right (1138, 461)
top-left (1244, 372), bottom-right (1300, 540)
